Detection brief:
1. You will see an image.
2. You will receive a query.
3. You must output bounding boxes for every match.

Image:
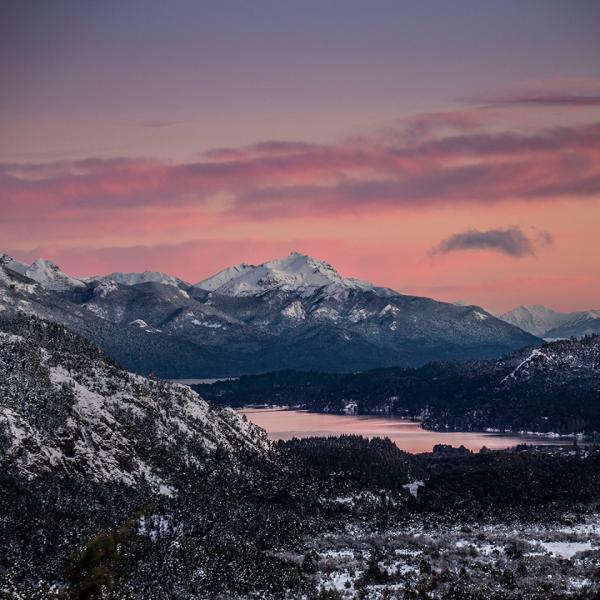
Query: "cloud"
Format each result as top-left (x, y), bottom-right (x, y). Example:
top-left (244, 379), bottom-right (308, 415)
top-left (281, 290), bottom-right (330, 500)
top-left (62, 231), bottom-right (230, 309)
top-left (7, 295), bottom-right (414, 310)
top-left (465, 79), bottom-right (600, 108)
top-left (471, 94), bottom-right (600, 108)
top-left (532, 226), bottom-right (554, 247)
top-left (429, 227), bottom-right (541, 258)
top-left (1, 121), bottom-right (599, 220)
top-left (396, 109), bottom-right (485, 143)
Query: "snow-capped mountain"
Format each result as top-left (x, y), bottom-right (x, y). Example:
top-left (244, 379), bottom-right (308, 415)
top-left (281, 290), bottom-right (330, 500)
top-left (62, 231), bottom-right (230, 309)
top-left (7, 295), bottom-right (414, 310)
top-left (500, 305), bottom-right (600, 339)
top-left (0, 253), bottom-right (28, 275)
top-left (0, 253), bottom-right (85, 291)
top-left (91, 270), bottom-right (187, 288)
top-left (0, 250), bottom-right (540, 377)
top-left (196, 252), bottom-right (382, 297)
top-left (0, 314), bottom-right (268, 492)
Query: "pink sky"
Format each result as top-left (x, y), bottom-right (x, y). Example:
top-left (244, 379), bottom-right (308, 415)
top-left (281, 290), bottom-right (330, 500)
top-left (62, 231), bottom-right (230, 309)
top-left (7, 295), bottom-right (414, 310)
top-left (2, 3), bottom-right (600, 312)
top-left (4, 102), bottom-right (600, 312)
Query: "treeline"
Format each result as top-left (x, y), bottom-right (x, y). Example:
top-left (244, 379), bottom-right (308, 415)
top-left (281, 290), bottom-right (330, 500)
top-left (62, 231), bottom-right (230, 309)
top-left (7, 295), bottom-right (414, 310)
top-left (280, 436), bottom-right (600, 521)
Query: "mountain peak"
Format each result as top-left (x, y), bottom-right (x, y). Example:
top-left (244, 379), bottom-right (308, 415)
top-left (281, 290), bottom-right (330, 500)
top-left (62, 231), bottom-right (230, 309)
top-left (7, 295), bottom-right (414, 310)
top-left (0, 254), bottom-right (85, 291)
top-left (195, 252), bottom-right (376, 297)
top-left (0, 253), bottom-right (29, 275)
top-left (24, 258), bottom-right (86, 291)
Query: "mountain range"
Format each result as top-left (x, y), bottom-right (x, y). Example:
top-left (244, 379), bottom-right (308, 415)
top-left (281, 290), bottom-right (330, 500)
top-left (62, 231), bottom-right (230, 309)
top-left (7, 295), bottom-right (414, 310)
top-left (0, 251), bottom-right (540, 377)
top-left (499, 304), bottom-right (600, 339)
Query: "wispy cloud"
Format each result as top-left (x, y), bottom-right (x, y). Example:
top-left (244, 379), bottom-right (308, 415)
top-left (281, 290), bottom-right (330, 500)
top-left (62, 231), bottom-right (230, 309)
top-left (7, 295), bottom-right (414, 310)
top-left (465, 78), bottom-right (600, 108)
top-left (2, 121), bottom-right (599, 225)
top-left (1, 105), bottom-right (599, 261)
top-left (473, 94), bottom-right (600, 108)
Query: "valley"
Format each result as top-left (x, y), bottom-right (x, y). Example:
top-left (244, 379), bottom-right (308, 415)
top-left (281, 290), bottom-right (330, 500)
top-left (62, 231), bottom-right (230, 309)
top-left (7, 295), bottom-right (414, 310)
top-left (197, 334), bottom-right (600, 438)
top-left (2, 313), bottom-right (600, 599)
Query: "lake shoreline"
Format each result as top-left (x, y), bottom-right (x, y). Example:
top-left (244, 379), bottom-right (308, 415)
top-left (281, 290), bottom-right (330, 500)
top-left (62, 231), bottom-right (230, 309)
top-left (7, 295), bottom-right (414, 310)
top-left (237, 407), bottom-right (576, 453)
top-left (237, 405), bottom-right (587, 441)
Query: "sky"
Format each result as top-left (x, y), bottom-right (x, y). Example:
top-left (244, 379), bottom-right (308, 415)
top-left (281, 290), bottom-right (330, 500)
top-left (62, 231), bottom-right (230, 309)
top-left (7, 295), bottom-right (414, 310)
top-left (1, 0), bottom-right (600, 312)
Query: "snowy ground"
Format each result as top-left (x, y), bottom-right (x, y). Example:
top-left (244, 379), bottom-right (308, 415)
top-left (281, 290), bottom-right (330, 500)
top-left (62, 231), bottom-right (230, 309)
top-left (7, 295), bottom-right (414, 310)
top-left (282, 515), bottom-right (600, 598)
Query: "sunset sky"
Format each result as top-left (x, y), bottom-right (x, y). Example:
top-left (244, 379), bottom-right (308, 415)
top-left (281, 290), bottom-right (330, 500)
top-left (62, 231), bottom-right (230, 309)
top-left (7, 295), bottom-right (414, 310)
top-left (2, 0), bottom-right (600, 312)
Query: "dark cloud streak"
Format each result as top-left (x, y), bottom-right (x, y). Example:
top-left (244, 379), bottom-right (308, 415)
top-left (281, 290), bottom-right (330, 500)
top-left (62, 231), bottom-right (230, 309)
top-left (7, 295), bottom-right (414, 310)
top-left (472, 94), bottom-right (600, 107)
top-left (429, 227), bottom-right (542, 258)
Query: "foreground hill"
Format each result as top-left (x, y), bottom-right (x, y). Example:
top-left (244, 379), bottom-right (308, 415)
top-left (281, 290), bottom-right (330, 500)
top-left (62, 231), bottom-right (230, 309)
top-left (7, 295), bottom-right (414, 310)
top-left (198, 335), bottom-right (600, 435)
top-left (0, 251), bottom-right (539, 377)
top-left (0, 315), bottom-right (301, 597)
top-left (0, 314), bottom-right (267, 493)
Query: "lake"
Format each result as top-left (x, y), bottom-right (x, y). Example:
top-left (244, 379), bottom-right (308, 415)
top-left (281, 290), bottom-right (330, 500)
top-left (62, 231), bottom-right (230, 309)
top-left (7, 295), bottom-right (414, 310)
top-left (239, 408), bottom-right (569, 454)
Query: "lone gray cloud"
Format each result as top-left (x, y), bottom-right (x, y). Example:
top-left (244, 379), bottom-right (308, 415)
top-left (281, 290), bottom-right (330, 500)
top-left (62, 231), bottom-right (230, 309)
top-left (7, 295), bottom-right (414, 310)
top-left (429, 227), bottom-right (541, 257)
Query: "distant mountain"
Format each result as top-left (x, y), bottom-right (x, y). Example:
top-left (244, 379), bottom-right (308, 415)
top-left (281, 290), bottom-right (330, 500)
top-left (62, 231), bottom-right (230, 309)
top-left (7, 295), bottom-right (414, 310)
top-left (199, 335), bottom-right (600, 435)
top-left (191, 252), bottom-right (539, 370)
top-left (500, 304), bottom-right (600, 338)
top-left (0, 250), bottom-right (540, 377)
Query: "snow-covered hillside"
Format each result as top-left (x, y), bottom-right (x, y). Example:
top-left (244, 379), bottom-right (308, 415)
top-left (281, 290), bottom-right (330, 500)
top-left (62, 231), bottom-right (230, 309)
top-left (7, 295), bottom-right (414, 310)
top-left (90, 270), bottom-right (187, 288)
top-left (0, 315), bottom-right (268, 494)
top-left (1, 254), bottom-right (85, 291)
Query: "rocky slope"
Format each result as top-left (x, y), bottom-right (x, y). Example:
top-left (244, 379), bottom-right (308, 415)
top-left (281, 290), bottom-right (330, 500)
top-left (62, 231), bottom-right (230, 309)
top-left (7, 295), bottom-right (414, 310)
top-left (0, 315), bottom-right (298, 598)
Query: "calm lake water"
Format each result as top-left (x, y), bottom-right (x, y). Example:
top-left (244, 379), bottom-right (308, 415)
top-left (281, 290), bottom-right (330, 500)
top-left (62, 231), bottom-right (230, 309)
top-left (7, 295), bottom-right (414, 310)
top-left (239, 408), bottom-right (568, 454)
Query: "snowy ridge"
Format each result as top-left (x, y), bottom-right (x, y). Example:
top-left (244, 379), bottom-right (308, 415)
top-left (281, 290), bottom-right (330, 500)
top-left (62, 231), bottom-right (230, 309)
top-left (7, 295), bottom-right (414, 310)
top-left (24, 258), bottom-right (86, 290)
top-left (0, 255), bottom-right (86, 291)
top-left (91, 270), bottom-right (187, 288)
top-left (195, 262), bottom-right (256, 291)
top-left (501, 336), bottom-right (600, 384)
top-left (503, 348), bottom-right (554, 382)
top-left (0, 253), bottom-right (29, 276)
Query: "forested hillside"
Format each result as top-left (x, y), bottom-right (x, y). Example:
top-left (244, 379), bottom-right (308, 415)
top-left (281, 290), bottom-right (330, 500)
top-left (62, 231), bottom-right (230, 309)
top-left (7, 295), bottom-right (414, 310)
top-left (197, 335), bottom-right (600, 435)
